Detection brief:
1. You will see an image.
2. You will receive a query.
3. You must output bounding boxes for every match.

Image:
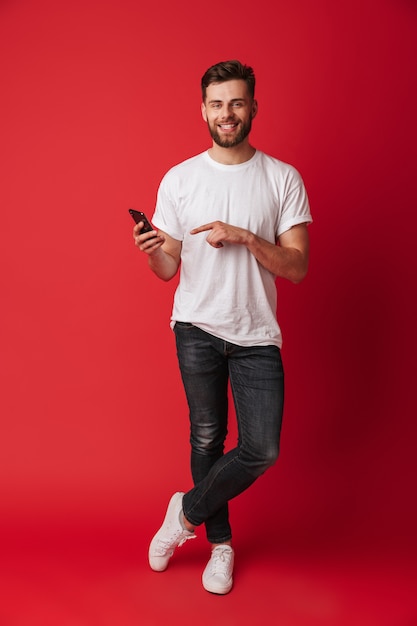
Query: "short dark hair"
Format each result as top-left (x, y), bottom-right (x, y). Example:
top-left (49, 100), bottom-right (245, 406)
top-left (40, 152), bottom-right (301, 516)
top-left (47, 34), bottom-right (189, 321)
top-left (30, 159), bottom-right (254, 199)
top-left (201, 60), bottom-right (256, 101)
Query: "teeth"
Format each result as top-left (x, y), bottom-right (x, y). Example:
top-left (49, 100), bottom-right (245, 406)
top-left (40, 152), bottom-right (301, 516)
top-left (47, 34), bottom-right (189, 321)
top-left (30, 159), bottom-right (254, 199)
top-left (220, 124), bottom-right (236, 129)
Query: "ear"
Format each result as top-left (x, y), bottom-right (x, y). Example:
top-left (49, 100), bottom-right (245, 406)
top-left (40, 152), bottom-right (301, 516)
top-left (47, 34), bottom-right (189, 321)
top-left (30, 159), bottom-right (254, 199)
top-left (201, 101), bottom-right (208, 122)
top-left (251, 99), bottom-right (258, 119)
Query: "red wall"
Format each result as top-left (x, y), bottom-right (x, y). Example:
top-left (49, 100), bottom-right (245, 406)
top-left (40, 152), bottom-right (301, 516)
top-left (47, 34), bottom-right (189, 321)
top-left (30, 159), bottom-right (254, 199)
top-left (1, 0), bottom-right (416, 554)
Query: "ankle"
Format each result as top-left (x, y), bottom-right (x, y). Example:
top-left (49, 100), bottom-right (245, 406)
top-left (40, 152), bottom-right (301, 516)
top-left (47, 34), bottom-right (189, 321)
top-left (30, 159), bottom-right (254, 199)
top-left (211, 541), bottom-right (232, 549)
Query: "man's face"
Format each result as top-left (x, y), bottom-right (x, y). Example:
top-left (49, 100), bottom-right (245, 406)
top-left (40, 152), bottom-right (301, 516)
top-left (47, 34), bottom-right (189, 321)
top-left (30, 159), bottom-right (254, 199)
top-left (201, 79), bottom-right (257, 148)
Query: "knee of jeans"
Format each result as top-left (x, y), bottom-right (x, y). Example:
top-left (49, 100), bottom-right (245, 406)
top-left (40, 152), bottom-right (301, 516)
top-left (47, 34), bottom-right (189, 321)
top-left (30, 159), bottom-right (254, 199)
top-left (241, 443), bottom-right (280, 476)
top-left (190, 422), bottom-right (227, 456)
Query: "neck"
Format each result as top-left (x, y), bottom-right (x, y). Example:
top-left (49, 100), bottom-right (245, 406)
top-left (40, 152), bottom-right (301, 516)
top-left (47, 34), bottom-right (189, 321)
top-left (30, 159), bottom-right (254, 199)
top-left (207, 141), bottom-right (256, 165)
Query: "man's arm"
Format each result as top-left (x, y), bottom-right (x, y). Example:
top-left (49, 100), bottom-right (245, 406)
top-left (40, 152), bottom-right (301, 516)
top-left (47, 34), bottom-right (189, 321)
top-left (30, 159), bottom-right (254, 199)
top-left (190, 221), bottom-right (310, 284)
top-left (133, 222), bottom-right (182, 281)
top-left (248, 223), bottom-right (309, 283)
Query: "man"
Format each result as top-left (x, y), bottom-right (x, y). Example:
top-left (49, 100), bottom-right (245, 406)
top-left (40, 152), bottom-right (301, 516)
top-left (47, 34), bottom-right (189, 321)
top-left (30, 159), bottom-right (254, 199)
top-left (133, 60), bottom-right (312, 594)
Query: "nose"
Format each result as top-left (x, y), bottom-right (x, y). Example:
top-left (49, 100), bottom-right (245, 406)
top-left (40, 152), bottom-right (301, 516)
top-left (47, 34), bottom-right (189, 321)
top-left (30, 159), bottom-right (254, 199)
top-left (220, 105), bottom-right (234, 119)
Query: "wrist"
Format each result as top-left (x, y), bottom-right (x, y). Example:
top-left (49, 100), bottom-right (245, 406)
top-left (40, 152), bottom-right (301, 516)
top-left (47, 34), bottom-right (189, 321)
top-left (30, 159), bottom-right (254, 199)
top-left (245, 230), bottom-right (257, 248)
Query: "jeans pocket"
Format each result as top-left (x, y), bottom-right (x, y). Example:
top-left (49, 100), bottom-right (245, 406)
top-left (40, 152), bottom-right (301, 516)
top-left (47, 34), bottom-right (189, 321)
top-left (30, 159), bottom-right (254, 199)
top-left (174, 321), bottom-right (195, 329)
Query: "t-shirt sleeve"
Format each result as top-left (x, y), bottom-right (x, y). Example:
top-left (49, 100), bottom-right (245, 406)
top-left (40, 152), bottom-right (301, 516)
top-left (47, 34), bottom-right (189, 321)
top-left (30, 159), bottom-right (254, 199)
top-left (151, 172), bottom-right (184, 241)
top-left (277, 167), bottom-right (312, 237)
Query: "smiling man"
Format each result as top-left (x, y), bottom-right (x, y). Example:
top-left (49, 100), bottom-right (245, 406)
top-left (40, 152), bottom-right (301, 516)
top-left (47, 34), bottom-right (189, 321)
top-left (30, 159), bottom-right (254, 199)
top-left (133, 60), bottom-right (312, 594)
top-left (203, 79), bottom-right (257, 150)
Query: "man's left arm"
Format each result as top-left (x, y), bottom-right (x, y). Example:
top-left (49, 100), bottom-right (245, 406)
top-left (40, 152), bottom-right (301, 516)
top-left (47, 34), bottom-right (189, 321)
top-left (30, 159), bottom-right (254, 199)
top-left (190, 221), bottom-right (310, 284)
top-left (247, 223), bottom-right (310, 284)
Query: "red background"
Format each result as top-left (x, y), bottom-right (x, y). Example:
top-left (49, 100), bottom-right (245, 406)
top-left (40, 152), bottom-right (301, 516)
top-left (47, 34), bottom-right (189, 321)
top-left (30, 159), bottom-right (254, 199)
top-left (1, 0), bottom-right (416, 624)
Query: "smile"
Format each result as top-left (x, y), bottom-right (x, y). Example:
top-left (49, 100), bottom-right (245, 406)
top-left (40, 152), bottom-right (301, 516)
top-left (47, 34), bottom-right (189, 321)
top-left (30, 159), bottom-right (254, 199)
top-left (219, 123), bottom-right (238, 131)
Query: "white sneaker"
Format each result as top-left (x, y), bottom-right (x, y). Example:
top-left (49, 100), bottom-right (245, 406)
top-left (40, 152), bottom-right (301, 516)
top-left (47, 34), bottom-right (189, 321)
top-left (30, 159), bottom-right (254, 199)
top-left (202, 545), bottom-right (234, 594)
top-left (148, 492), bottom-right (196, 572)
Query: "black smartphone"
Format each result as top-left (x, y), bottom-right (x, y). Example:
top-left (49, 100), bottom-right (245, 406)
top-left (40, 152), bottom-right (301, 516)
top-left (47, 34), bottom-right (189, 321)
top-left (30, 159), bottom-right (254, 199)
top-left (128, 209), bottom-right (155, 235)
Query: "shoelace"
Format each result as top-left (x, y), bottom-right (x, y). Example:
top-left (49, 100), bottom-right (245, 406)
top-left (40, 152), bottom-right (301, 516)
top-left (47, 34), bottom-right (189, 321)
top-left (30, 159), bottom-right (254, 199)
top-left (209, 547), bottom-right (233, 575)
top-left (155, 529), bottom-right (196, 555)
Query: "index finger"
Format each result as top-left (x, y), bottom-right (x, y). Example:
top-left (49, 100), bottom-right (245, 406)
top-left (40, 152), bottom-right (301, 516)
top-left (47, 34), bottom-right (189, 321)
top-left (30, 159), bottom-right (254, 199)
top-left (190, 223), bottom-right (214, 235)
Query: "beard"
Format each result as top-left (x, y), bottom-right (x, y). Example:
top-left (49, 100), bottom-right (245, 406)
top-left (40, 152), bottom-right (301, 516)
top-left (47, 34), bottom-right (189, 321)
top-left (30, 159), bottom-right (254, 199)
top-left (207, 117), bottom-right (252, 148)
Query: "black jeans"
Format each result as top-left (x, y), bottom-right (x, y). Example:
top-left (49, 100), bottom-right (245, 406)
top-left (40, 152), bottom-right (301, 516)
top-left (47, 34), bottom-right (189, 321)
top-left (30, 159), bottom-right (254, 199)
top-left (174, 322), bottom-right (284, 544)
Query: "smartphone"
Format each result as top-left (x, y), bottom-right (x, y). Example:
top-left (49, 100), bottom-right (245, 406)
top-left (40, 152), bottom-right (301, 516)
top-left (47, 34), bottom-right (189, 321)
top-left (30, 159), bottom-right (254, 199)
top-left (128, 209), bottom-right (155, 235)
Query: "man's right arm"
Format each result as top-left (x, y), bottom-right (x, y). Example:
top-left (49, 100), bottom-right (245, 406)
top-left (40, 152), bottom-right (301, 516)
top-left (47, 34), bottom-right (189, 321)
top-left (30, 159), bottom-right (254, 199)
top-left (133, 222), bottom-right (181, 281)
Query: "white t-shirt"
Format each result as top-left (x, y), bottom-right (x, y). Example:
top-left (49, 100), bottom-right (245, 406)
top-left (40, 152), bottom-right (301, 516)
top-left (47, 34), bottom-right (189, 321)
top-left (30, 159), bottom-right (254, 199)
top-left (152, 150), bottom-right (312, 348)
